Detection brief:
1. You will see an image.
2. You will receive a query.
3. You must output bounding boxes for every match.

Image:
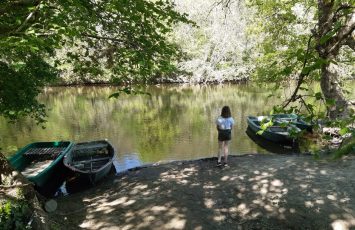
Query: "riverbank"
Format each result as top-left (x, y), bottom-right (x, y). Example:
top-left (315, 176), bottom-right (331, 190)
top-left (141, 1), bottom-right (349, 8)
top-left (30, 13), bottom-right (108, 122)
top-left (48, 76), bottom-right (355, 87)
top-left (49, 154), bottom-right (355, 230)
top-left (50, 78), bottom-right (250, 87)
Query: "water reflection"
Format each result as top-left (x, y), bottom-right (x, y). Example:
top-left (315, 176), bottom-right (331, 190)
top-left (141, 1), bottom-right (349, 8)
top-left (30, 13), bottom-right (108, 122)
top-left (1, 84), bottom-right (296, 164)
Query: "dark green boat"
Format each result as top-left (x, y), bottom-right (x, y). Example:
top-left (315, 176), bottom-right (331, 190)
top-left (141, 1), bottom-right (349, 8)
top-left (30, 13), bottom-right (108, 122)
top-left (63, 140), bottom-right (115, 184)
top-left (8, 141), bottom-right (74, 187)
top-left (247, 116), bottom-right (300, 143)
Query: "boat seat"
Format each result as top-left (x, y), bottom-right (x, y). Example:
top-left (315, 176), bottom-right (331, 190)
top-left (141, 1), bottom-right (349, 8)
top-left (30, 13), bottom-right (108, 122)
top-left (23, 147), bottom-right (64, 156)
top-left (268, 126), bottom-right (287, 132)
top-left (72, 156), bottom-right (111, 165)
top-left (74, 143), bottom-right (108, 151)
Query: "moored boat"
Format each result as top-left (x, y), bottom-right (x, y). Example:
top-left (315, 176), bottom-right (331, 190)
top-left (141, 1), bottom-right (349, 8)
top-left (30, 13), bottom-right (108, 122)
top-left (245, 127), bottom-right (300, 153)
top-left (63, 140), bottom-right (115, 184)
top-left (247, 116), bottom-right (300, 143)
top-left (8, 141), bottom-right (74, 187)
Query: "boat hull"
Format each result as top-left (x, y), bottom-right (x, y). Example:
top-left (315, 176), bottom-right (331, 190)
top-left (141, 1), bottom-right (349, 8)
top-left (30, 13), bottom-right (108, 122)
top-left (8, 141), bottom-right (74, 187)
top-left (63, 140), bottom-right (115, 184)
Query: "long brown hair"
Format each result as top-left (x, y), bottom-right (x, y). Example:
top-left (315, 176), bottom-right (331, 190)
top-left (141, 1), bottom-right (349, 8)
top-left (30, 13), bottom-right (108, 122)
top-left (221, 106), bottom-right (231, 118)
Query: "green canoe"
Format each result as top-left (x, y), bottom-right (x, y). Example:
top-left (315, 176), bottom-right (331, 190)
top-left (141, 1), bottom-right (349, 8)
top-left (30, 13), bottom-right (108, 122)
top-left (8, 141), bottom-right (74, 187)
top-left (247, 116), bottom-right (301, 143)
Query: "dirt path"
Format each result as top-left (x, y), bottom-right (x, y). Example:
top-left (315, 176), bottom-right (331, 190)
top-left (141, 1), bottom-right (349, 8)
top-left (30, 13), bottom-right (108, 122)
top-left (49, 154), bottom-right (355, 230)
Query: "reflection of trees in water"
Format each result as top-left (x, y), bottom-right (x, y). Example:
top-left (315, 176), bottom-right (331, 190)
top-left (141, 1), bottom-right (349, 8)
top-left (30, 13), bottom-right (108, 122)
top-left (1, 84), bottom-right (288, 159)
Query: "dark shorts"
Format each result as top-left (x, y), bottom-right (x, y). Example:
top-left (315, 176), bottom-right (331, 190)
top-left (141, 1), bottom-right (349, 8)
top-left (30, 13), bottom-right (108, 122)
top-left (218, 129), bottom-right (231, 141)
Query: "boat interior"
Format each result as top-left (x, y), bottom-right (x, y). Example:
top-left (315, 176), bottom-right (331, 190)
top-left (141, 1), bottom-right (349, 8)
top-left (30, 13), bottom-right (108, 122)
top-left (21, 147), bottom-right (65, 176)
top-left (69, 143), bottom-right (113, 172)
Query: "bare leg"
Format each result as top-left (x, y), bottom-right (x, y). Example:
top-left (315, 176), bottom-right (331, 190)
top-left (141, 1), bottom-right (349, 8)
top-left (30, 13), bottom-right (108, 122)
top-left (223, 141), bottom-right (229, 164)
top-left (218, 141), bottom-right (223, 164)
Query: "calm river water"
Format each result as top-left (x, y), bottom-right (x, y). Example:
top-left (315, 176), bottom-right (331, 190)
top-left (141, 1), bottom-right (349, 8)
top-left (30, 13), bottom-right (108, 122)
top-left (0, 83), bottom-right (321, 171)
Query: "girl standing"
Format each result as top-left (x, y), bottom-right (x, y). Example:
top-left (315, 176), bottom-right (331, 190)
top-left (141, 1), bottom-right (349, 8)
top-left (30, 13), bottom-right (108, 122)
top-left (216, 106), bottom-right (234, 166)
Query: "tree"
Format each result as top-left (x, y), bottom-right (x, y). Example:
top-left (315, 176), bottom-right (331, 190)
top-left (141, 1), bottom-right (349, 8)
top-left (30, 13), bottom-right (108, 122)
top-left (172, 0), bottom-right (254, 83)
top-left (0, 0), bottom-right (193, 123)
top-left (243, 0), bottom-right (354, 120)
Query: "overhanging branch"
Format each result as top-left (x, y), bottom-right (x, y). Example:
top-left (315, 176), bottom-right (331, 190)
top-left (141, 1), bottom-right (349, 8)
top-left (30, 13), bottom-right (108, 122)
top-left (14, 0), bottom-right (42, 33)
top-left (283, 34), bottom-right (314, 108)
top-left (328, 9), bottom-right (355, 54)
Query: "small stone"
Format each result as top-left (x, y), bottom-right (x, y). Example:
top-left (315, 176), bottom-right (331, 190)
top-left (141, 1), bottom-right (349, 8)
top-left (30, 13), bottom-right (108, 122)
top-left (45, 199), bottom-right (57, 213)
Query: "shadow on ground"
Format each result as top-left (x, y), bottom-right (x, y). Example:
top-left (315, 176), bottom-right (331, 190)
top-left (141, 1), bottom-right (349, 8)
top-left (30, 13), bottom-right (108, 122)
top-left (50, 155), bottom-right (355, 230)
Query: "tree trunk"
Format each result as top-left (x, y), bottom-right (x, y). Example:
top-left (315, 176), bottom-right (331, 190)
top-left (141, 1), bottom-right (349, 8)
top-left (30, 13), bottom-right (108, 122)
top-left (320, 61), bottom-right (349, 119)
top-left (317, 0), bottom-right (354, 119)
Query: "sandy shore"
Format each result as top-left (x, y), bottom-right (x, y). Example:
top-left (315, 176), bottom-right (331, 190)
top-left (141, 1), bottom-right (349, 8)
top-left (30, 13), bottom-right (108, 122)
top-left (49, 154), bottom-right (355, 230)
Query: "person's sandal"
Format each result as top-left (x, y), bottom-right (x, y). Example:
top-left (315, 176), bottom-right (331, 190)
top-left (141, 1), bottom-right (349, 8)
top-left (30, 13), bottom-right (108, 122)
top-left (224, 163), bottom-right (229, 167)
top-left (217, 162), bottom-right (222, 167)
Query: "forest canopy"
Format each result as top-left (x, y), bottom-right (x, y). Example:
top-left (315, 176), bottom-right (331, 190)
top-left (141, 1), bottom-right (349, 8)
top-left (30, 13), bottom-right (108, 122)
top-left (0, 0), bottom-right (193, 122)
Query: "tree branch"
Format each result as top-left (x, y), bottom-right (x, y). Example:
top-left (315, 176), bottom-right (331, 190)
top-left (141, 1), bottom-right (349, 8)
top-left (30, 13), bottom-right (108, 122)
top-left (332, 4), bottom-right (354, 22)
top-left (14, 0), bottom-right (42, 33)
top-left (81, 33), bottom-right (125, 44)
top-left (328, 9), bottom-right (355, 54)
top-left (299, 95), bottom-right (313, 115)
top-left (283, 34), bottom-right (314, 108)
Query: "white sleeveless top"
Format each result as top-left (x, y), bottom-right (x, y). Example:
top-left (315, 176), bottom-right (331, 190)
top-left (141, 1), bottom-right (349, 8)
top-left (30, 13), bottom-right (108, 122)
top-left (216, 116), bottom-right (235, 130)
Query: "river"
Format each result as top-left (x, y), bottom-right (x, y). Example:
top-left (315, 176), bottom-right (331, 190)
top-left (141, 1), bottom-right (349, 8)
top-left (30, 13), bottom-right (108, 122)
top-left (1, 82), bottom-right (348, 172)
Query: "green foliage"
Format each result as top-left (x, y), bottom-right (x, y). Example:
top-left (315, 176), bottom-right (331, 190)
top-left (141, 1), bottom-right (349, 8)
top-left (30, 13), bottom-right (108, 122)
top-left (247, 0), bottom-right (353, 91)
top-left (0, 56), bottom-right (57, 123)
top-left (247, 0), bottom-right (354, 139)
top-left (0, 200), bottom-right (31, 230)
top-left (256, 119), bottom-right (273, 135)
top-left (332, 137), bottom-right (355, 159)
top-left (0, 0), bottom-right (194, 123)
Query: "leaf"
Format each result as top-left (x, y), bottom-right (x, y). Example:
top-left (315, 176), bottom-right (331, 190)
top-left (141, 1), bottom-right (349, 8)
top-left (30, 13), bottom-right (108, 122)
top-left (296, 49), bottom-right (304, 61)
top-left (339, 128), bottom-right (349, 136)
top-left (314, 92), bottom-right (323, 100)
top-left (257, 130), bottom-right (264, 135)
top-left (325, 99), bottom-right (336, 106)
top-left (301, 66), bottom-right (311, 75)
top-left (280, 66), bottom-right (293, 76)
top-left (319, 22), bottom-right (342, 45)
